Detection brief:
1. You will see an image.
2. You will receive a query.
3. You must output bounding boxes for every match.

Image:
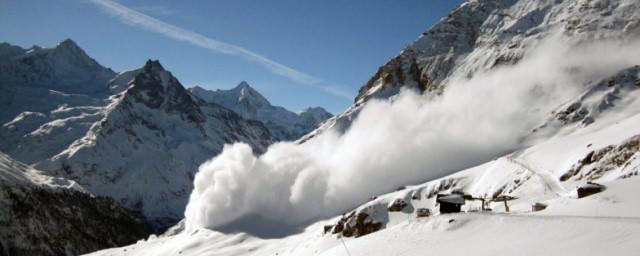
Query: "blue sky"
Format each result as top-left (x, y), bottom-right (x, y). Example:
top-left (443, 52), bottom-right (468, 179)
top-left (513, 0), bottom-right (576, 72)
top-left (0, 0), bottom-right (463, 113)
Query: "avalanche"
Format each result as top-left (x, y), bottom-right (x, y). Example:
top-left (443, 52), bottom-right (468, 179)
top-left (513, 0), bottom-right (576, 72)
top-left (87, 107), bottom-right (640, 256)
top-left (88, 0), bottom-right (640, 255)
top-left (183, 33), bottom-right (640, 234)
top-left (0, 0), bottom-right (622, 255)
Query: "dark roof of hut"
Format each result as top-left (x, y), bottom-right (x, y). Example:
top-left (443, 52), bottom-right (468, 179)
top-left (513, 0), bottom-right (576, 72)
top-left (437, 194), bottom-right (465, 205)
top-left (579, 182), bottom-right (605, 190)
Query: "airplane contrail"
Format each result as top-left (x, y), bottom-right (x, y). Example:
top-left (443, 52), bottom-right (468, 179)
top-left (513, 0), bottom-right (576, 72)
top-left (91, 0), bottom-right (353, 99)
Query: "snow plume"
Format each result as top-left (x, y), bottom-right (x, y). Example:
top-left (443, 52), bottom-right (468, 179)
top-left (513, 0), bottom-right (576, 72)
top-left (185, 34), bottom-right (640, 235)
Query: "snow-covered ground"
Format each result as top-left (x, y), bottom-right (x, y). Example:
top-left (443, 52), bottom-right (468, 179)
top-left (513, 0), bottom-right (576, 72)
top-left (87, 170), bottom-right (640, 256)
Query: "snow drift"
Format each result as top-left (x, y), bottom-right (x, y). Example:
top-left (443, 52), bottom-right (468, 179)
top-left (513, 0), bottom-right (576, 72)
top-left (184, 34), bottom-right (640, 234)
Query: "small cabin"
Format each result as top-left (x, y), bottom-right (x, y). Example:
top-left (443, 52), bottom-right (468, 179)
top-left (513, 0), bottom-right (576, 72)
top-left (577, 182), bottom-right (606, 198)
top-left (436, 194), bottom-right (465, 214)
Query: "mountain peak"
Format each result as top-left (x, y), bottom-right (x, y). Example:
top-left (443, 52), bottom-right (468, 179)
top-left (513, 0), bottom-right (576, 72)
top-left (229, 81), bottom-right (270, 106)
top-left (143, 59), bottom-right (166, 73)
top-left (236, 81), bottom-right (251, 89)
top-left (55, 38), bottom-right (83, 53)
top-left (58, 38), bottom-right (78, 46)
top-left (302, 106), bottom-right (329, 113)
top-left (299, 107), bottom-right (333, 125)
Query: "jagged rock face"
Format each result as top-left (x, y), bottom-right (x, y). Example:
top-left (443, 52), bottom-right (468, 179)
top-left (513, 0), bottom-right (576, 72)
top-left (0, 153), bottom-right (151, 256)
top-left (36, 60), bottom-right (275, 228)
top-left (128, 60), bottom-right (205, 123)
top-left (190, 82), bottom-right (332, 141)
top-left (355, 0), bottom-right (513, 103)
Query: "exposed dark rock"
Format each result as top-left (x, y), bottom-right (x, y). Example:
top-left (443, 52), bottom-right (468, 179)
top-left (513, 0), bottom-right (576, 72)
top-left (577, 182), bottom-right (606, 198)
top-left (0, 185), bottom-right (151, 256)
top-left (416, 208), bottom-right (431, 218)
top-left (330, 210), bottom-right (383, 238)
top-left (387, 199), bottom-right (408, 212)
top-left (561, 134), bottom-right (640, 181)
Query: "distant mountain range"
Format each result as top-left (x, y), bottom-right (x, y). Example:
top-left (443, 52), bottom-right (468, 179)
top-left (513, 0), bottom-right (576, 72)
top-left (190, 82), bottom-right (332, 141)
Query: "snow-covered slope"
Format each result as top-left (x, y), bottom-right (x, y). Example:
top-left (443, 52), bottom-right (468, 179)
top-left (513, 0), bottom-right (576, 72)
top-left (35, 60), bottom-right (275, 228)
top-left (0, 152), bottom-right (151, 255)
top-left (190, 82), bottom-right (332, 141)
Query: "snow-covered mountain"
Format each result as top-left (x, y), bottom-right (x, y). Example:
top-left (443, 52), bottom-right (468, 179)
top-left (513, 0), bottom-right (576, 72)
top-left (0, 38), bottom-right (115, 96)
top-left (190, 82), bottom-right (332, 141)
top-left (0, 152), bottom-right (151, 255)
top-left (301, 0), bottom-right (640, 142)
top-left (0, 40), bottom-right (115, 164)
top-left (33, 60), bottom-right (275, 228)
top-left (88, 0), bottom-right (640, 255)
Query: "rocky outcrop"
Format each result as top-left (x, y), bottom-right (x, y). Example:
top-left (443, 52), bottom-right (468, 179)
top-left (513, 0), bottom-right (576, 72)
top-left (561, 134), bottom-right (640, 181)
top-left (387, 198), bottom-right (408, 212)
top-left (327, 209), bottom-right (383, 238)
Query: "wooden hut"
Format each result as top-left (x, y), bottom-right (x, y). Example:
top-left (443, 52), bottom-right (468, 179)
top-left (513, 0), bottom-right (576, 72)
top-left (436, 194), bottom-right (465, 213)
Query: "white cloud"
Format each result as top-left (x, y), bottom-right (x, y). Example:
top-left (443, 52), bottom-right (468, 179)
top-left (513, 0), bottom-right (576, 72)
top-left (133, 5), bottom-right (177, 16)
top-left (91, 0), bottom-right (353, 99)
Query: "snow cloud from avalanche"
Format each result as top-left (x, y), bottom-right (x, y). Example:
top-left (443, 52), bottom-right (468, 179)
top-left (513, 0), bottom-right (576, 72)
top-left (184, 35), bottom-right (640, 234)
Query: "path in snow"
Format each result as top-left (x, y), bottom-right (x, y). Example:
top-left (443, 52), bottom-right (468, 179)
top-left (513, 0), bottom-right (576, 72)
top-left (505, 156), bottom-right (571, 196)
